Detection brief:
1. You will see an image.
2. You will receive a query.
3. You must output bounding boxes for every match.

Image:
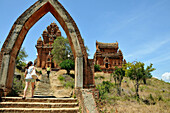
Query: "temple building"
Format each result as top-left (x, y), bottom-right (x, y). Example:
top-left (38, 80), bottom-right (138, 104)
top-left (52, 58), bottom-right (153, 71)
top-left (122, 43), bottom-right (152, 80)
top-left (35, 22), bottom-right (61, 69)
top-left (94, 41), bottom-right (126, 73)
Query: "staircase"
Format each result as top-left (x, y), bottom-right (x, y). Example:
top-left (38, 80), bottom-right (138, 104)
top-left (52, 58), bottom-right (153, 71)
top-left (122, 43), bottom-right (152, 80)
top-left (0, 97), bottom-right (79, 113)
top-left (34, 73), bottom-right (53, 96)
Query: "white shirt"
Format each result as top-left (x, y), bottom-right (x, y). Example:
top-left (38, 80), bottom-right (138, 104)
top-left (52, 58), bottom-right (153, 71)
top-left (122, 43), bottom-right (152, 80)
top-left (25, 66), bottom-right (34, 79)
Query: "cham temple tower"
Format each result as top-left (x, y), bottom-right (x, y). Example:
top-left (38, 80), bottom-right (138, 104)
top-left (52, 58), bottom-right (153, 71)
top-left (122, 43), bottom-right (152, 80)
top-left (36, 22), bottom-right (61, 69)
top-left (94, 41), bottom-right (126, 73)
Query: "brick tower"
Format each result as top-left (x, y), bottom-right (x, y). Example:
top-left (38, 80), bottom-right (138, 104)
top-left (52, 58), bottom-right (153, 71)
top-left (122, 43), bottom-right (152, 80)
top-left (94, 41), bottom-right (126, 73)
top-left (36, 22), bottom-right (61, 69)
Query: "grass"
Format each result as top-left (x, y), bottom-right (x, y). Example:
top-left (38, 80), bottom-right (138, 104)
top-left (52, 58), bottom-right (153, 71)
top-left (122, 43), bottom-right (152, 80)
top-left (58, 74), bottom-right (75, 89)
top-left (7, 69), bottom-right (25, 97)
top-left (58, 75), bottom-right (65, 81)
top-left (94, 72), bottom-right (170, 113)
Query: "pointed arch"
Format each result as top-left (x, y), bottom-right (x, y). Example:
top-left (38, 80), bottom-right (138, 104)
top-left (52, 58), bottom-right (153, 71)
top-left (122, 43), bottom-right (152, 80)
top-left (0, 0), bottom-right (95, 95)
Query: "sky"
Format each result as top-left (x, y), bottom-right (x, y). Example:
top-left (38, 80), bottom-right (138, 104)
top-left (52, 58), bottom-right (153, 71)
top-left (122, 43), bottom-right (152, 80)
top-left (0, 0), bottom-right (170, 82)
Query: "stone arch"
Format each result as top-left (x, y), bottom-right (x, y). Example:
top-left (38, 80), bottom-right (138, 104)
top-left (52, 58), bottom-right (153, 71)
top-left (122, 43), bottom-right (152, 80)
top-left (0, 0), bottom-right (95, 95)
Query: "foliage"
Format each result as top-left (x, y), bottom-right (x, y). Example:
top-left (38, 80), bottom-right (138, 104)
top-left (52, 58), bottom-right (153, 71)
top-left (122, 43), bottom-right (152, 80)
top-left (96, 81), bottom-right (114, 99)
top-left (95, 72), bottom-right (170, 112)
top-left (52, 36), bottom-right (90, 64)
top-left (58, 74), bottom-right (74, 89)
top-left (143, 63), bottom-right (155, 84)
top-left (94, 64), bottom-right (102, 72)
top-left (64, 81), bottom-right (74, 89)
top-left (7, 75), bottom-right (25, 96)
top-left (52, 37), bottom-right (74, 63)
top-left (36, 70), bottom-right (42, 75)
top-left (16, 47), bottom-right (28, 70)
top-left (59, 59), bottom-right (75, 75)
top-left (111, 66), bottom-right (125, 95)
top-left (58, 75), bottom-right (65, 81)
top-left (125, 61), bottom-right (155, 98)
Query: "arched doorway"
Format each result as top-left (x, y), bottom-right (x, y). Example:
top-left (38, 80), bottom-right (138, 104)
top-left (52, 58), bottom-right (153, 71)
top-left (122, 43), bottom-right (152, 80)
top-left (0, 0), bottom-right (95, 95)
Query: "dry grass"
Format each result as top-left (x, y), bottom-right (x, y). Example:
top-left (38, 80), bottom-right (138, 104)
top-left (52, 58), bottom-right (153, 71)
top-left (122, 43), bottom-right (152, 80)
top-left (95, 72), bottom-right (170, 113)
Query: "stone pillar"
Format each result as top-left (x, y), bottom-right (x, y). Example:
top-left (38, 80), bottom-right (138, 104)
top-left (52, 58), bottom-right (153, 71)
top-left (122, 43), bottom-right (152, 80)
top-left (0, 52), bottom-right (11, 96)
top-left (75, 56), bottom-right (83, 88)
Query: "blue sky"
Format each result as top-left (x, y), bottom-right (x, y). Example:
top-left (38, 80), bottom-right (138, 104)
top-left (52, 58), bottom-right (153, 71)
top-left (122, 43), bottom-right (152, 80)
top-left (0, 0), bottom-right (170, 82)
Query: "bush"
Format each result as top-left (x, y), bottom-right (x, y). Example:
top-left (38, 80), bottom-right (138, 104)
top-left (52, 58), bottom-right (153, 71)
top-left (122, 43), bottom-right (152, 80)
top-left (60, 59), bottom-right (75, 75)
top-left (39, 70), bottom-right (42, 74)
top-left (149, 94), bottom-right (154, 101)
top-left (7, 75), bottom-right (25, 96)
top-left (36, 70), bottom-right (42, 74)
top-left (94, 64), bottom-right (102, 72)
top-left (96, 81), bottom-right (113, 99)
top-left (69, 74), bottom-right (75, 78)
top-left (157, 95), bottom-right (163, 101)
top-left (99, 76), bottom-right (105, 79)
top-left (64, 81), bottom-right (74, 89)
top-left (95, 76), bottom-right (99, 79)
top-left (58, 75), bottom-right (65, 81)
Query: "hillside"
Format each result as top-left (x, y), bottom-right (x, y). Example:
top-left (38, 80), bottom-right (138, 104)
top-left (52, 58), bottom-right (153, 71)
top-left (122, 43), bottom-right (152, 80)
top-left (10, 69), bottom-right (170, 112)
top-left (95, 72), bottom-right (170, 113)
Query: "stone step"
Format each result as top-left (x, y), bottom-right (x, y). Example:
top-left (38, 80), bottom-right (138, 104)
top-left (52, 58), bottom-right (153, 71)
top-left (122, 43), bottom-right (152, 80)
top-left (34, 93), bottom-right (52, 95)
top-left (0, 108), bottom-right (79, 113)
top-left (2, 97), bottom-right (77, 103)
top-left (0, 102), bottom-right (78, 108)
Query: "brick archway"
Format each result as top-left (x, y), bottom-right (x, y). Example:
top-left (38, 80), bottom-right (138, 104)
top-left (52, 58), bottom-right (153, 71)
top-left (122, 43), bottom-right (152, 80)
top-left (0, 0), bottom-right (95, 95)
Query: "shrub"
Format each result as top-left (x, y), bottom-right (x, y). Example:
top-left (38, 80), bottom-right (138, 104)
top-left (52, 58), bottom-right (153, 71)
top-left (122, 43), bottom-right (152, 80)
top-left (96, 81), bottom-right (113, 99)
top-left (95, 76), bottom-right (99, 79)
top-left (149, 94), bottom-right (154, 101)
top-left (60, 59), bottom-right (75, 75)
top-left (157, 95), bottom-right (163, 101)
top-left (140, 86), bottom-right (145, 92)
top-left (39, 70), bottom-right (42, 74)
top-left (7, 75), bottom-right (25, 96)
top-left (64, 81), bottom-right (74, 89)
top-left (69, 74), bottom-right (75, 78)
top-left (58, 75), bottom-right (65, 81)
top-left (99, 76), bottom-right (105, 79)
top-left (94, 64), bottom-right (102, 72)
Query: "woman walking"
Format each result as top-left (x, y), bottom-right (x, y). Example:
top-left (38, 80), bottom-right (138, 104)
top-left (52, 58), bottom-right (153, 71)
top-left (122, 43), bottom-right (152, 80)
top-left (22, 61), bottom-right (36, 99)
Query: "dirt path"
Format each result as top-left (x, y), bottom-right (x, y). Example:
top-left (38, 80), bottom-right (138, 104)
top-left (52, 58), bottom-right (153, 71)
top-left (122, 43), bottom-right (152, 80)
top-left (34, 69), bottom-right (73, 98)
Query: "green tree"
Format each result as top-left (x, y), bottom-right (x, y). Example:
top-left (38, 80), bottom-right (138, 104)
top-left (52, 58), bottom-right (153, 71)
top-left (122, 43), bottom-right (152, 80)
top-left (16, 47), bottom-right (28, 70)
top-left (125, 61), bottom-right (155, 98)
top-left (142, 63), bottom-right (154, 84)
top-left (94, 64), bottom-right (102, 72)
top-left (111, 66), bottom-right (125, 96)
top-left (52, 37), bottom-right (73, 63)
top-left (96, 81), bottom-right (113, 99)
top-left (59, 59), bottom-right (75, 75)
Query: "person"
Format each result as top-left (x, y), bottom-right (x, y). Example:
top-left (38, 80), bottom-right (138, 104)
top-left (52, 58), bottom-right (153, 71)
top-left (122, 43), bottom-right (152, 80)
top-left (46, 66), bottom-right (51, 78)
top-left (22, 61), bottom-right (36, 99)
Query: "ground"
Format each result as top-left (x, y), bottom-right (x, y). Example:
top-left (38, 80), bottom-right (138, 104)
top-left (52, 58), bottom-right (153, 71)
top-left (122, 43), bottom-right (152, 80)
top-left (13, 69), bottom-right (170, 113)
top-left (95, 72), bottom-right (170, 113)
top-left (13, 68), bottom-right (74, 98)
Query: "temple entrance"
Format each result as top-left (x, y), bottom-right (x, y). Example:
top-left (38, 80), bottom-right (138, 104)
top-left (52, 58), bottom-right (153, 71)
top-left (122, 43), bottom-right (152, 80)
top-left (51, 63), bottom-right (55, 68)
top-left (105, 63), bottom-right (108, 68)
top-left (0, 0), bottom-right (95, 95)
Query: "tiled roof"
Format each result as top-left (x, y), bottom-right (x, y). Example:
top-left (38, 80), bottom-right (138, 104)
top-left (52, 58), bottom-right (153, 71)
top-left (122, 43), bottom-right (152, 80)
top-left (96, 41), bottom-right (118, 49)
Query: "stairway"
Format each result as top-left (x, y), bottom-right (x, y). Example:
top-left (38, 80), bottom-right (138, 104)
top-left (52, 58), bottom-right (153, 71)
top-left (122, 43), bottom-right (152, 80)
top-left (0, 97), bottom-right (79, 113)
top-left (34, 73), bottom-right (53, 96)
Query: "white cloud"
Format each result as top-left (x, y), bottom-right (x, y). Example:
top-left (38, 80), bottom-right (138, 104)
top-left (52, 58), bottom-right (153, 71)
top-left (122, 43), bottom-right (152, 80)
top-left (162, 72), bottom-right (170, 81)
top-left (125, 37), bottom-right (170, 61)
